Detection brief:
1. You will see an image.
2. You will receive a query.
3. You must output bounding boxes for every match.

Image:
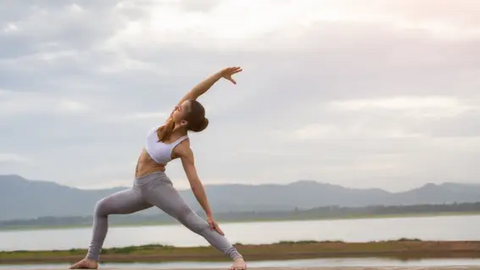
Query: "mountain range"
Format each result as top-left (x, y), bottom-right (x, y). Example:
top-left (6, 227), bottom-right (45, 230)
top-left (1, 174), bottom-right (480, 221)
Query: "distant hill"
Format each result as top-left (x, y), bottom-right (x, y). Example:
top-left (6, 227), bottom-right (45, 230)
top-left (1, 174), bottom-right (480, 221)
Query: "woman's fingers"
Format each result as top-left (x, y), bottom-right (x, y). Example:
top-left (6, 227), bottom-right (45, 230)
top-left (208, 220), bottom-right (215, 230)
top-left (215, 223), bottom-right (225, 235)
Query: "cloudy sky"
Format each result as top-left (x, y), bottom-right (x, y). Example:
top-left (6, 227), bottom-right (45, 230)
top-left (1, 0), bottom-right (479, 192)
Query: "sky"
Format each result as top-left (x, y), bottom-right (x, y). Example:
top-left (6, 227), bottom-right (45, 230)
top-left (0, 0), bottom-right (479, 192)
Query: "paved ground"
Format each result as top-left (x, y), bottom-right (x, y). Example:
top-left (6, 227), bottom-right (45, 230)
top-left (9, 267), bottom-right (480, 270)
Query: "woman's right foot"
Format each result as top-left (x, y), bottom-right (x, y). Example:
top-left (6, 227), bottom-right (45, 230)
top-left (230, 257), bottom-right (247, 270)
top-left (69, 258), bottom-right (98, 269)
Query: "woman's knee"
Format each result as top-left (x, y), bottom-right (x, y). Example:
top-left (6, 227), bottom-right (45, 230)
top-left (93, 198), bottom-right (111, 217)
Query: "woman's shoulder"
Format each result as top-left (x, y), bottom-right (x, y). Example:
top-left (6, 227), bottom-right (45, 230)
top-left (172, 137), bottom-right (192, 157)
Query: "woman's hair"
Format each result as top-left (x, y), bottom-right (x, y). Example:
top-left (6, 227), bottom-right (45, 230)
top-left (156, 100), bottom-right (208, 142)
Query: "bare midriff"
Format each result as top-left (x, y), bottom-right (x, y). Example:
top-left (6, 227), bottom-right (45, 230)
top-left (135, 148), bottom-right (166, 178)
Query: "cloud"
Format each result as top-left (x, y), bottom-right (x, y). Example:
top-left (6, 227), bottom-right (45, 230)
top-left (3, 23), bottom-right (19, 34)
top-left (327, 96), bottom-right (478, 118)
top-left (0, 0), bottom-right (479, 191)
top-left (0, 153), bottom-right (29, 163)
top-left (124, 112), bottom-right (168, 120)
top-left (103, 0), bottom-right (480, 56)
top-left (294, 124), bottom-right (338, 140)
top-left (0, 89), bottom-right (92, 116)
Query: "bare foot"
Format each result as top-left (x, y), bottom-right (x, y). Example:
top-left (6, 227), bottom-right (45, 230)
top-left (230, 257), bottom-right (247, 270)
top-left (69, 258), bottom-right (98, 269)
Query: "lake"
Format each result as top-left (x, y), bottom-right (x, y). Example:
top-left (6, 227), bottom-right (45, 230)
top-left (2, 215), bottom-right (480, 251)
top-left (3, 258), bottom-right (480, 269)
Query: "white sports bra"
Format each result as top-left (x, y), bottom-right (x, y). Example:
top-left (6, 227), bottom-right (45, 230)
top-left (144, 126), bottom-right (189, 165)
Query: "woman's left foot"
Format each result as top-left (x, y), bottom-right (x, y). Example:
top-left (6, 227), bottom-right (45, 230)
top-left (230, 257), bottom-right (247, 270)
top-left (69, 258), bottom-right (98, 269)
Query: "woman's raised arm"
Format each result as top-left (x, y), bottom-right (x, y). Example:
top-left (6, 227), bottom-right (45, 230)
top-left (176, 67), bottom-right (242, 106)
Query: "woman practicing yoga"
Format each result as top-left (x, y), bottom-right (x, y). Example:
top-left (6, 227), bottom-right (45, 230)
top-left (69, 67), bottom-right (246, 270)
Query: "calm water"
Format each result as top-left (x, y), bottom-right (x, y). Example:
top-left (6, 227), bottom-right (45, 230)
top-left (2, 215), bottom-right (480, 251)
top-left (3, 258), bottom-right (480, 269)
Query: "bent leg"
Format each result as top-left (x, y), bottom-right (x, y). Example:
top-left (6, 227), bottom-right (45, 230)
top-left (144, 180), bottom-right (242, 260)
top-left (86, 187), bottom-right (152, 262)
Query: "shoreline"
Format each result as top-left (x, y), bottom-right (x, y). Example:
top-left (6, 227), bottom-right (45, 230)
top-left (2, 211), bottom-right (480, 232)
top-left (3, 239), bottom-right (480, 265)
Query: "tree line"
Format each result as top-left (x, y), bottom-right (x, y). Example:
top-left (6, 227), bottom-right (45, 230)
top-left (1, 201), bottom-right (479, 229)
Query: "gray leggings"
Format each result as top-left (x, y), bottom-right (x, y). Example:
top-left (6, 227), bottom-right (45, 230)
top-left (86, 171), bottom-right (242, 262)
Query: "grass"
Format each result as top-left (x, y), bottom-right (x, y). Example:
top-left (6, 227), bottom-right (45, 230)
top-left (2, 238), bottom-right (480, 265)
top-left (2, 211), bottom-right (480, 231)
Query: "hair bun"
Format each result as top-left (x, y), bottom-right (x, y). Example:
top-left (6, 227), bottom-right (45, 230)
top-left (202, 117), bottom-right (209, 129)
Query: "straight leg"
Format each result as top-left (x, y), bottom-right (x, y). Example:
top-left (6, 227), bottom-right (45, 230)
top-left (142, 179), bottom-right (243, 260)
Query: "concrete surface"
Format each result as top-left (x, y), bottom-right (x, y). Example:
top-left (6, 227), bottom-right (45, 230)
top-left (8, 267), bottom-right (480, 270)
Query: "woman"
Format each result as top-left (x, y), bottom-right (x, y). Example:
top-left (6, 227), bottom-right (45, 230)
top-left (69, 67), bottom-right (246, 270)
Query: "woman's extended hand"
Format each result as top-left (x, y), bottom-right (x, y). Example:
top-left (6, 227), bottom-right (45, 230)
top-left (219, 67), bottom-right (242, 84)
top-left (207, 216), bottom-right (225, 235)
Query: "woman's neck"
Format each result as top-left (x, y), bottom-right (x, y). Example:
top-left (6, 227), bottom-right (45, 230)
top-left (171, 125), bottom-right (187, 137)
